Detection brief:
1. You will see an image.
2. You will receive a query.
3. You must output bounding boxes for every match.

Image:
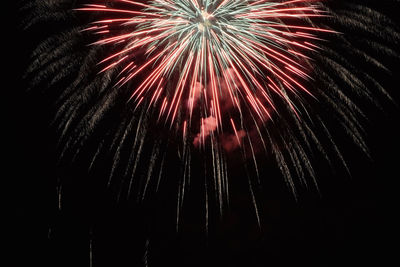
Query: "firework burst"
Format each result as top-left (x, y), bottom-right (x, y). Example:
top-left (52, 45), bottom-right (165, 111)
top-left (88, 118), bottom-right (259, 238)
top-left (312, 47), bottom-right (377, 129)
top-left (22, 0), bottom-right (399, 230)
top-left (18, 0), bottom-right (400, 265)
top-left (78, 0), bottom-right (333, 146)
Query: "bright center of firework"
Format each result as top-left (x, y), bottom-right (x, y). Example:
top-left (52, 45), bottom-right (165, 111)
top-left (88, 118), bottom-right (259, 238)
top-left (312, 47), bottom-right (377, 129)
top-left (197, 9), bottom-right (213, 32)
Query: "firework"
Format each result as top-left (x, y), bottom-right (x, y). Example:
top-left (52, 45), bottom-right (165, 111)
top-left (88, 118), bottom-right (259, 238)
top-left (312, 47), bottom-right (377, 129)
top-left (18, 1), bottom-right (400, 265)
top-left (23, 0), bottom-right (398, 228)
top-left (78, 0), bottom-right (334, 146)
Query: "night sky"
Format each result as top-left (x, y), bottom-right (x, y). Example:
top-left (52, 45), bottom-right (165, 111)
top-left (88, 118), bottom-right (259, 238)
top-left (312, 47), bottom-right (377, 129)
top-left (9, 1), bottom-right (400, 266)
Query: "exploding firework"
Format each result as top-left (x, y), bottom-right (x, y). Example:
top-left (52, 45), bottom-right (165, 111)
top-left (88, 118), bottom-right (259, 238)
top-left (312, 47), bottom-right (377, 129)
top-left (77, 0), bottom-right (333, 144)
top-left (22, 0), bottom-right (399, 229)
top-left (17, 0), bottom-right (400, 265)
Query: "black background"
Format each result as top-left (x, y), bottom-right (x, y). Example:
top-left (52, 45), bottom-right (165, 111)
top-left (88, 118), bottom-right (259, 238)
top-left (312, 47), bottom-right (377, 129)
top-left (8, 1), bottom-right (400, 266)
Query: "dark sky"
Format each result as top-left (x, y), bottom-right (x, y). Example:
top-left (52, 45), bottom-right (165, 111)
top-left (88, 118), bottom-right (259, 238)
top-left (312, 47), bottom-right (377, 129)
top-left (8, 1), bottom-right (400, 266)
